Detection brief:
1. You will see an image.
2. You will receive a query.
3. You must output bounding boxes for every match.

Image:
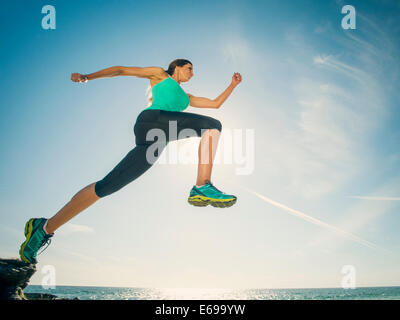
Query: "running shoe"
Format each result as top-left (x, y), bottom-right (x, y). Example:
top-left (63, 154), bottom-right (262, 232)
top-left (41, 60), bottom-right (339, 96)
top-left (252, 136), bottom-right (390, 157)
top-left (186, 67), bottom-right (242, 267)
top-left (188, 180), bottom-right (237, 208)
top-left (19, 218), bottom-right (53, 264)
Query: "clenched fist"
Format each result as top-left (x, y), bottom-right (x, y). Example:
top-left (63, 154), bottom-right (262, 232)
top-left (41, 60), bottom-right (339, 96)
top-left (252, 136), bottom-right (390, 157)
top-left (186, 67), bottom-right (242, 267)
top-left (71, 73), bottom-right (88, 83)
top-left (231, 72), bottom-right (242, 87)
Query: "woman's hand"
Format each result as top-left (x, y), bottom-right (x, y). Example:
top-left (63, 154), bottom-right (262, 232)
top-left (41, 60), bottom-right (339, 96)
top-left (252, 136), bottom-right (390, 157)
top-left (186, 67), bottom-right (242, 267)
top-left (71, 73), bottom-right (88, 83)
top-left (231, 72), bottom-right (242, 87)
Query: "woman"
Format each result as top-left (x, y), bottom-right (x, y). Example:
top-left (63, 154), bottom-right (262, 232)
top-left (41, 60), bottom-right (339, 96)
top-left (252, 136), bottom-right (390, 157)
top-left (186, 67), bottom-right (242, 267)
top-left (19, 59), bottom-right (242, 264)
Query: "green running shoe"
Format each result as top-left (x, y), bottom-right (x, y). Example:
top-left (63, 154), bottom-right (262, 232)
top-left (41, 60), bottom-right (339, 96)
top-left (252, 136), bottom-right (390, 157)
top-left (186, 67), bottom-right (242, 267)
top-left (19, 218), bottom-right (53, 264)
top-left (188, 180), bottom-right (237, 208)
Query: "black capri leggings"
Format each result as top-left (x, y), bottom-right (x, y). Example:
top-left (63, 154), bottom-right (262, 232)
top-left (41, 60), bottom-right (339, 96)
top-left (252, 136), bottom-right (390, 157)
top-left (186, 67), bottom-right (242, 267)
top-left (94, 109), bottom-right (222, 198)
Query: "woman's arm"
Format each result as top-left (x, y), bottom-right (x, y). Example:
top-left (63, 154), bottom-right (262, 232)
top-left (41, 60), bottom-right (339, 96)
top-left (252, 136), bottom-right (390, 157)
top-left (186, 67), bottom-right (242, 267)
top-left (71, 66), bottom-right (165, 82)
top-left (188, 72), bottom-right (242, 109)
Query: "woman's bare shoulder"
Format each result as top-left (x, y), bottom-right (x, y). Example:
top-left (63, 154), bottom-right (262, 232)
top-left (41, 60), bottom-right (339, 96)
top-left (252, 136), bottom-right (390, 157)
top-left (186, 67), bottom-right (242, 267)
top-left (150, 70), bottom-right (170, 87)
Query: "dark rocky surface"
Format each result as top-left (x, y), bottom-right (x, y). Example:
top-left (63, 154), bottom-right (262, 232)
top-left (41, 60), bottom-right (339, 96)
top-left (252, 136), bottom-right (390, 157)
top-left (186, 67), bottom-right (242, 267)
top-left (0, 258), bottom-right (78, 300)
top-left (0, 258), bottom-right (36, 300)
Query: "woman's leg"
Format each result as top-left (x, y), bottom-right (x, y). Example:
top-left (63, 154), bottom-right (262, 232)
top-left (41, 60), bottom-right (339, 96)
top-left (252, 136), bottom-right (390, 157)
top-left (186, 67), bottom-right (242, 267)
top-left (155, 110), bottom-right (223, 187)
top-left (44, 110), bottom-right (227, 236)
top-left (165, 111), bottom-right (236, 207)
top-left (46, 183), bottom-right (99, 234)
top-left (196, 129), bottom-right (221, 186)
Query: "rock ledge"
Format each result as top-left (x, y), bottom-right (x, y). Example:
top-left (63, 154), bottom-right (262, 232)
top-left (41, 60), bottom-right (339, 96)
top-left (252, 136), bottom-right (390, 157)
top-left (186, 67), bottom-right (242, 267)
top-left (0, 258), bottom-right (78, 300)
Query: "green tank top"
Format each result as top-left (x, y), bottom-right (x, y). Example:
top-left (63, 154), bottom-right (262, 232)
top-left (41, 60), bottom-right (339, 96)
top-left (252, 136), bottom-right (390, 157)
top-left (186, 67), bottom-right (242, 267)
top-left (146, 77), bottom-right (190, 112)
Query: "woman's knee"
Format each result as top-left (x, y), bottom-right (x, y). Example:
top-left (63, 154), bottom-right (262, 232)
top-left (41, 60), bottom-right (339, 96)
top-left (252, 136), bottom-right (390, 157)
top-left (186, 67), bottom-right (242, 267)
top-left (213, 119), bottom-right (222, 132)
top-left (94, 144), bottom-right (165, 198)
top-left (94, 181), bottom-right (108, 198)
top-left (202, 118), bottom-right (222, 133)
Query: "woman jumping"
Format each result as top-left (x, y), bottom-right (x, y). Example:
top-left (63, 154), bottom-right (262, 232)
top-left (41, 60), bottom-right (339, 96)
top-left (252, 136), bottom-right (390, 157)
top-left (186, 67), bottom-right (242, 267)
top-left (19, 59), bottom-right (242, 264)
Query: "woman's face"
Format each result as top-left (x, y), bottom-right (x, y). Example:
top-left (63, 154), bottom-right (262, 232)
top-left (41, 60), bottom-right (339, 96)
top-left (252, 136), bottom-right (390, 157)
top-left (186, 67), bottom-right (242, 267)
top-left (175, 63), bottom-right (194, 82)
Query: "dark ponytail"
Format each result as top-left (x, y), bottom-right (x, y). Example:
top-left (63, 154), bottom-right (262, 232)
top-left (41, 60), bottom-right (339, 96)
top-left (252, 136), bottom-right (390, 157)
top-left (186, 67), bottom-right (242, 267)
top-left (165, 59), bottom-right (192, 76)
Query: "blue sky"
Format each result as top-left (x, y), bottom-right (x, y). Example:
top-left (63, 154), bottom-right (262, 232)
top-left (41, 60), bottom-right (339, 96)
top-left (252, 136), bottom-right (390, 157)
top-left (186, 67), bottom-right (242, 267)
top-left (1, 0), bottom-right (399, 289)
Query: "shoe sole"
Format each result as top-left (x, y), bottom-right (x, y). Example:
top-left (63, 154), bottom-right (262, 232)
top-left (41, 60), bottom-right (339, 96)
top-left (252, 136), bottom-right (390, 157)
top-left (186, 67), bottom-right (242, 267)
top-left (188, 195), bottom-right (237, 208)
top-left (19, 218), bottom-right (35, 264)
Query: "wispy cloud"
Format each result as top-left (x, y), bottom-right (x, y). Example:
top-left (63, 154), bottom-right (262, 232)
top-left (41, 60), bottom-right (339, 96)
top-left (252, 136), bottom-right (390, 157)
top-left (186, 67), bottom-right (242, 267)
top-left (0, 225), bottom-right (21, 238)
top-left (287, 175), bottom-right (400, 256)
top-left (348, 196), bottom-right (400, 201)
top-left (240, 185), bottom-right (391, 254)
top-left (285, 10), bottom-right (397, 199)
top-left (56, 223), bottom-right (95, 236)
top-left (313, 54), bottom-right (371, 84)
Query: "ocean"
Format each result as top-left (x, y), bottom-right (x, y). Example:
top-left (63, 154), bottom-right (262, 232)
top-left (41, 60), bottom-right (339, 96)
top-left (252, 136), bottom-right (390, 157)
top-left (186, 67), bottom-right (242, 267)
top-left (24, 285), bottom-right (400, 300)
